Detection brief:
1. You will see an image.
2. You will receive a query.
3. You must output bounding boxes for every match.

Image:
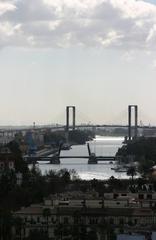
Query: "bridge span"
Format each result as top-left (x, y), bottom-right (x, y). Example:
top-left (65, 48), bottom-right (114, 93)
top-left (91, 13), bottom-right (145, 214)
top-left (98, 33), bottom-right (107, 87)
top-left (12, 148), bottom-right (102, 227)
top-left (25, 155), bottom-right (116, 164)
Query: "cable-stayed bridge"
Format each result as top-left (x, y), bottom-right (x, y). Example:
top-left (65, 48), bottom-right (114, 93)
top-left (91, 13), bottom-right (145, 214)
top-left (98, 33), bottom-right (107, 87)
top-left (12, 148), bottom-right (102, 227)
top-left (0, 105), bottom-right (155, 136)
top-left (0, 104), bottom-right (155, 157)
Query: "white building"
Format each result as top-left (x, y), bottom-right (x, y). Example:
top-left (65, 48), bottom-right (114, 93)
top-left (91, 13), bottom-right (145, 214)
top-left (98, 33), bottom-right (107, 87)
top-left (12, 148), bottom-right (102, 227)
top-left (117, 234), bottom-right (145, 240)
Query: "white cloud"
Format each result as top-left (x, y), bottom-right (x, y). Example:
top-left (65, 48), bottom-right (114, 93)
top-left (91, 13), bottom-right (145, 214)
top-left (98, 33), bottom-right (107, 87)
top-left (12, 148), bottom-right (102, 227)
top-left (0, 0), bottom-right (156, 49)
top-left (0, 1), bottom-right (16, 16)
top-left (121, 50), bottom-right (135, 61)
top-left (97, 30), bottom-right (124, 47)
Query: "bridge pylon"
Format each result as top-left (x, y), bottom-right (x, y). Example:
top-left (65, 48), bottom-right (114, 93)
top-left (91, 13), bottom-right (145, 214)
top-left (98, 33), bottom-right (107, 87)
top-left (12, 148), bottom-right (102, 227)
top-left (128, 105), bottom-right (138, 141)
top-left (50, 143), bottom-right (63, 164)
top-left (50, 155), bottom-right (60, 164)
top-left (87, 143), bottom-right (97, 164)
top-left (65, 106), bottom-right (76, 142)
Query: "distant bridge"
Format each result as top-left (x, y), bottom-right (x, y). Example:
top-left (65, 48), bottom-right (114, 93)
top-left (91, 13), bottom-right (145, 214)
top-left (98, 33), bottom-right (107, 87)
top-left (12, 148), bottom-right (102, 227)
top-left (0, 123), bottom-right (155, 135)
top-left (25, 155), bottom-right (116, 164)
top-left (0, 105), bottom-right (155, 139)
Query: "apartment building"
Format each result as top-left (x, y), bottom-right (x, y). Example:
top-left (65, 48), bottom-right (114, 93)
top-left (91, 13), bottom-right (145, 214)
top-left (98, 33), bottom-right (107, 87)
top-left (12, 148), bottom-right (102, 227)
top-left (13, 191), bottom-right (156, 239)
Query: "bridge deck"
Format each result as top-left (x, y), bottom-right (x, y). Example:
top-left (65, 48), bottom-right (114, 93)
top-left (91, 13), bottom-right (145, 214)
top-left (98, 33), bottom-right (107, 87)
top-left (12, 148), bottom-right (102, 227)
top-left (25, 156), bottom-right (116, 161)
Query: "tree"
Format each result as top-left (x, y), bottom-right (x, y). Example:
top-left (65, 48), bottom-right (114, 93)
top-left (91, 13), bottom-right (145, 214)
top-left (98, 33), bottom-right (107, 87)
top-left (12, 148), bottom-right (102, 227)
top-left (127, 166), bottom-right (137, 183)
top-left (7, 140), bottom-right (28, 174)
top-left (0, 170), bottom-right (17, 198)
top-left (138, 158), bottom-right (154, 177)
top-left (69, 169), bottom-right (79, 180)
top-left (116, 138), bottom-right (156, 172)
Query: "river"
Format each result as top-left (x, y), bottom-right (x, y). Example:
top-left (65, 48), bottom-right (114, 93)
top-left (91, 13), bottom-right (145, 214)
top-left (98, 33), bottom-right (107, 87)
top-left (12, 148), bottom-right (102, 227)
top-left (38, 136), bottom-right (129, 180)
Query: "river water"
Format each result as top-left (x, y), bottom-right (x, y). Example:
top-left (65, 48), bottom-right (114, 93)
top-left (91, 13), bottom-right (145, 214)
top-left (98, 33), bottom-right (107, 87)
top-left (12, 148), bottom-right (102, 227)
top-left (39, 136), bottom-right (129, 180)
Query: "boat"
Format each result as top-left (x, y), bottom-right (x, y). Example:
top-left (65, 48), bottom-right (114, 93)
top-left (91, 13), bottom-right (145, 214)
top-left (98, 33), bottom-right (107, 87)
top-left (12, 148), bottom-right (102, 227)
top-left (111, 167), bottom-right (118, 170)
top-left (115, 168), bottom-right (127, 173)
top-left (61, 143), bottom-right (71, 150)
top-left (111, 165), bottom-right (128, 172)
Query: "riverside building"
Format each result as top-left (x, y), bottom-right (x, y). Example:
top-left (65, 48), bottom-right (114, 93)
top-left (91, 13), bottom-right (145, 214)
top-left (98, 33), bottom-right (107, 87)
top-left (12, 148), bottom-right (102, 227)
top-left (13, 191), bottom-right (156, 239)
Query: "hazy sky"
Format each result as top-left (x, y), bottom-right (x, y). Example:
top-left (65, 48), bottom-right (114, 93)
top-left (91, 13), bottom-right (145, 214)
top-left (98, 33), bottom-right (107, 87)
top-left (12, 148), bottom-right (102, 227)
top-left (0, 0), bottom-right (156, 125)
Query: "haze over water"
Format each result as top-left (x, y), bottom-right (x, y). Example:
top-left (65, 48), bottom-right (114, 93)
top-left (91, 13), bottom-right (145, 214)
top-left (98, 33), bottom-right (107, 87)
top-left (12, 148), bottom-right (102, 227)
top-left (39, 136), bottom-right (127, 180)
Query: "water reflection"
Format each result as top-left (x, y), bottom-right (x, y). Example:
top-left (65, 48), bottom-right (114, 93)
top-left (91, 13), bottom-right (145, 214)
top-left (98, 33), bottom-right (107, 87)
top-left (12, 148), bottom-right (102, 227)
top-left (39, 136), bottom-right (128, 180)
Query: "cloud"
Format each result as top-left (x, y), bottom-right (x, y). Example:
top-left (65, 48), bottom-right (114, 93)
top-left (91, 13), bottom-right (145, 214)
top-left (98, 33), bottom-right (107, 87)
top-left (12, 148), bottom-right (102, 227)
top-left (121, 50), bottom-right (135, 62)
top-left (0, 1), bottom-right (16, 16)
top-left (0, 0), bottom-right (156, 49)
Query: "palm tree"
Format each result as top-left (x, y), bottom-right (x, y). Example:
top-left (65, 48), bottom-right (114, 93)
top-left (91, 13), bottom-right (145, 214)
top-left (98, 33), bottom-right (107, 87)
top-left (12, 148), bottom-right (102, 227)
top-left (127, 166), bottom-right (137, 183)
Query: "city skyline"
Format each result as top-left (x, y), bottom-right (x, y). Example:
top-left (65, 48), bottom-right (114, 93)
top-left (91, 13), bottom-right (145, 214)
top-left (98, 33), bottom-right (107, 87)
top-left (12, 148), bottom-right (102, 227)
top-left (0, 0), bottom-right (156, 125)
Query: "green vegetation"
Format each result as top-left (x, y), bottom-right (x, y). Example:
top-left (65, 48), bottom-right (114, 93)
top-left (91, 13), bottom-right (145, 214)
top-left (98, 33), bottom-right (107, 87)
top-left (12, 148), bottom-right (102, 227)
top-left (117, 137), bottom-right (156, 176)
top-left (68, 130), bottom-right (95, 144)
top-left (44, 131), bottom-right (66, 146)
top-left (7, 140), bottom-right (29, 174)
top-left (127, 166), bottom-right (137, 183)
top-left (44, 130), bottom-right (95, 146)
top-left (0, 140), bottom-right (80, 240)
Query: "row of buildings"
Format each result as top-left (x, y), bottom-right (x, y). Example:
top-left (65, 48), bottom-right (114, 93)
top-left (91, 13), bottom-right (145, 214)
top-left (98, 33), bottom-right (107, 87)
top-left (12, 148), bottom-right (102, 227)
top-left (12, 190), bottom-right (156, 239)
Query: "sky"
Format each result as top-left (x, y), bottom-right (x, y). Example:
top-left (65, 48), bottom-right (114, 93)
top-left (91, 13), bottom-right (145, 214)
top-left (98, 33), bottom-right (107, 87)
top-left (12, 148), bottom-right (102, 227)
top-left (0, 0), bottom-right (156, 125)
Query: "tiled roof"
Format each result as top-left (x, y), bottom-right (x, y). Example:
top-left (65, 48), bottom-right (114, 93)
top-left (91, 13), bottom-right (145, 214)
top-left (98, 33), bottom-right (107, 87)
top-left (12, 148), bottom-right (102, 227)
top-left (14, 205), bottom-right (153, 217)
top-left (15, 205), bottom-right (57, 215)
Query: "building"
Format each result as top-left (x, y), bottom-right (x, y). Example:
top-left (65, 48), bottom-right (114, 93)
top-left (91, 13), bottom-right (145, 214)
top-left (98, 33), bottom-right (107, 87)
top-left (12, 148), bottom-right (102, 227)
top-left (117, 234), bottom-right (145, 240)
top-left (13, 191), bottom-right (156, 239)
top-left (0, 147), bottom-right (15, 171)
